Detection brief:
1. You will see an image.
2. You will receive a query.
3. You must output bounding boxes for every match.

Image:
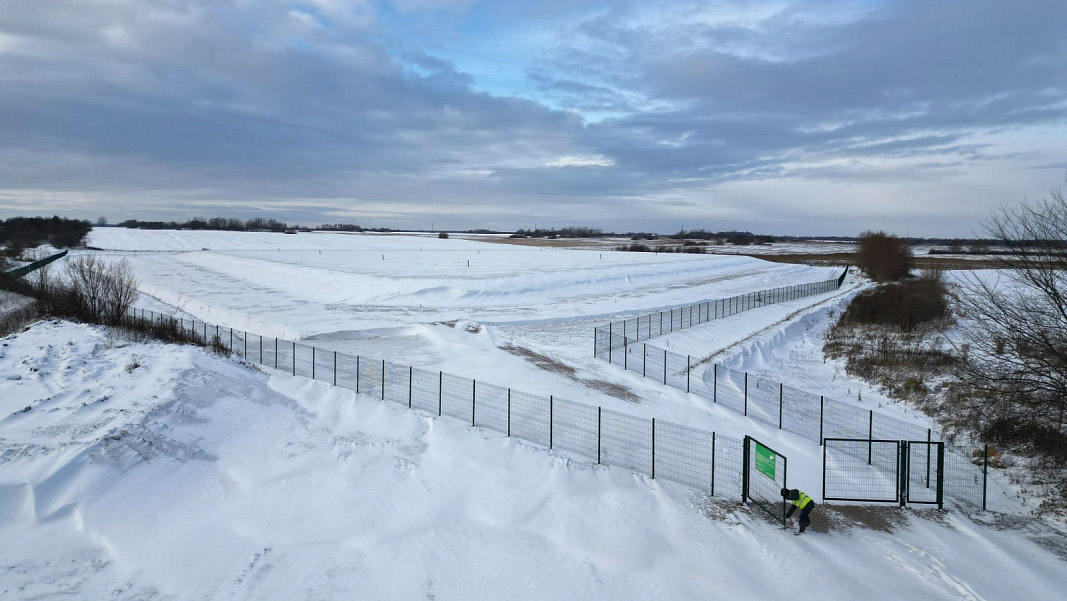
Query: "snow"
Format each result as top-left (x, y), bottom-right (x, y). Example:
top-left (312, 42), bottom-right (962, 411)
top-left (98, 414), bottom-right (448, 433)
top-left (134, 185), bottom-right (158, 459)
top-left (2, 321), bottom-right (1066, 599)
top-left (2, 229), bottom-right (1065, 598)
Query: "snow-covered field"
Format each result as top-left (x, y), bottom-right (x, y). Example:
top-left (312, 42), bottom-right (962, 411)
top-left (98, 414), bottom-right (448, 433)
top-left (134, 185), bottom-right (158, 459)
top-left (2, 228), bottom-right (1065, 598)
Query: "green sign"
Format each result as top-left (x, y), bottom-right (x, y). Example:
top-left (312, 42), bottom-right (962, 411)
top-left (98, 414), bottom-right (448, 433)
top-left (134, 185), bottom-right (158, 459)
top-left (755, 442), bottom-right (776, 480)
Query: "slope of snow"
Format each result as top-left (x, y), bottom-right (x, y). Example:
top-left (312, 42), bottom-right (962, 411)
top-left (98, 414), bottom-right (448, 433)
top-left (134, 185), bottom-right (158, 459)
top-left (2, 321), bottom-right (1065, 600)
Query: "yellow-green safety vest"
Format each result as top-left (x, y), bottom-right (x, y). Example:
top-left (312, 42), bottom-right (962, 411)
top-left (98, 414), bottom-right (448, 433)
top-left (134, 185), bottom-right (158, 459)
top-left (792, 491), bottom-right (813, 509)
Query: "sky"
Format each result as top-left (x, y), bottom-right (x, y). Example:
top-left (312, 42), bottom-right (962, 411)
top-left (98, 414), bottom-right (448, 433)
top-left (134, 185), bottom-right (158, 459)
top-left (0, 0), bottom-right (1065, 237)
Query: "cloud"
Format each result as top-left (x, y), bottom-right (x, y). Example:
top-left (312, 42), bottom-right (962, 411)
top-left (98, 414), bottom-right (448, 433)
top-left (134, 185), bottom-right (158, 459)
top-left (0, 1), bottom-right (1065, 236)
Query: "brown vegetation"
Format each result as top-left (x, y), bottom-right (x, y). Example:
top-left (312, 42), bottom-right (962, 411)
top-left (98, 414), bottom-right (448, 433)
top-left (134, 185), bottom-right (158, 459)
top-left (856, 231), bottom-right (913, 281)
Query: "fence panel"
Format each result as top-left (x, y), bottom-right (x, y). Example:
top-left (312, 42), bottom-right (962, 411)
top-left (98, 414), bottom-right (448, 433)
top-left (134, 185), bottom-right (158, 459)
top-left (781, 385), bottom-right (821, 444)
top-left (551, 398), bottom-right (599, 459)
top-left (823, 439), bottom-right (899, 503)
top-left (474, 380), bottom-right (509, 434)
top-left (600, 409), bottom-right (653, 475)
top-left (335, 353), bottom-right (358, 391)
top-left (714, 433), bottom-right (744, 501)
top-left (441, 372), bottom-right (474, 423)
top-left (943, 444), bottom-right (985, 508)
top-left (509, 390), bottom-right (550, 447)
top-left (664, 351), bottom-right (689, 391)
top-left (384, 361), bottom-right (410, 405)
top-left (822, 398), bottom-right (870, 440)
top-left (411, 368), bottom-right (441, 415)
top-left (357, 356), bottom-right (384, 399)
top-left (746, 375), bottom-right (780, 428)
top-left (715, 365), bottom-right (746, 414)
top-left (654, 421), bottom-right (714, 491)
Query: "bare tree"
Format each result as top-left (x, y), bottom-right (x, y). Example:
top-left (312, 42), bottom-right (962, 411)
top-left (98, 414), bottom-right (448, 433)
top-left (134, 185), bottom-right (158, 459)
top-left (953, 185), bottom-right (1067, 460)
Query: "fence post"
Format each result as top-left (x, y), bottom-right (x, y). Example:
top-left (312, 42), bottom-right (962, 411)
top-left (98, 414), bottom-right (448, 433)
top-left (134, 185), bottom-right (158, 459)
top-left (868, 410), bottom-right (874, 464)
top-left (686, 355), bottom-right (691, 393)
top-left (821, 441), bottom-right (827, 503)
top-left (651, 417), bottom-right (656, 479)
top-left (549, 395), bottom-right (554, 449)
top-left (334, 351), bottom-right (337, 387)
top-left (778, 383), bottom-right (783, 429)
top-left (710, 432), bottom-right (716, 497)
top-left (624, 336), bottom-right (628, 370)
top-left (292, 341), bottom-right (296, 376)
top-left (356, 356), bottom-right (361, 393)
top-left (663, 349), bottom-right (667, 385)
top-left (594, 327), bottom-right (597, 358)
top-left (819, 396), bottom-right (824, 445)
top-left (670, 308), bottom-right (674, 332)
top-left (982, 444), bottom-right (989, 511)
top-left (381, 359), bottom-right (386, 401)
top-left (244, 332), bottom-right (247, 359)
top-left (260, 336), bottom-right (263, 364)
top-left (408, 366), bottom-right (412, 408)
top-left (597, 406), bottom-right (601, 464)
top-left (507, 389), bottom-right (511, 437)
top-left (438, 371), bottom-right (442, 416)
top-left (936, 443), bottom-right (945, 510)
top-left (643, 344), bottom-right (647, 377)
top-left (744, 372), bottom-right (748, 416)
top-left (275, 338), bottom-right (278, 369)
top-left (312, 346), bottom-right (315, 379)
top-left (472, 379), bottom-right (476, 426)
top-left (742, 436), bottom-right (750, 503)
top-left (713, 364), bottom-right (717, 403)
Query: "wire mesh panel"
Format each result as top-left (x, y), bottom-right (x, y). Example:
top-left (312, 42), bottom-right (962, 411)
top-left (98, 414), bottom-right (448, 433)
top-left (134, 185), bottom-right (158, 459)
top-left (943, 444), bottom-right (985, 508)
top-left (781, 385), bottom-right (821, 444)
top-left (335, 352), bottom-right (358, 391)
top-left (551, 397), bottom-right (599, 459)
top-left (823, 439), bottom-right (900, 503)
top-left (384, 361), bottom-right (410, 405)
top-left (744, 437), bottom-right (787, 523)
top-left (655, 421), bottom-right (713, 490)
top-left (441, 372), bottom-right (474, 422)
top-left (715, 433), bottom-right (744, 501)
top-left (689, 363), bottom-right (715, 401)
top-left (600, 409), bottom-right (653, 475)
top-left (509, 389), bottom-right (550, 447)
top-left (311, 347), bottom-right (335, 385)
top-left (872, 412), bottom-right (930, 443)
top-left (294, 343), bottom-right (315, 379)
top-left (644, 345), bottom-right (666, 383)
top-left (597, 326), bottom-right (614, 360)
top-left (715, 365), bottom-right (746, 414)
top-left (746, 375), bottom-right (780, 428)
top-left (473, 380), bottom-right (509, 434)
top-left (410, 368), bottom-right (441, 414)
top-left (822, 399), bottom-right (870, 440)
top-left (664, 350), bottom-right (689, 391)
top-left (357, 355), bottom-right (384, 399)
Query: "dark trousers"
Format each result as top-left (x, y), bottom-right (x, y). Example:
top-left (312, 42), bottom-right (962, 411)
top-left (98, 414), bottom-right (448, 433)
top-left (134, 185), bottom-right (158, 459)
top-left (797, 503), bottom-right (815, 532)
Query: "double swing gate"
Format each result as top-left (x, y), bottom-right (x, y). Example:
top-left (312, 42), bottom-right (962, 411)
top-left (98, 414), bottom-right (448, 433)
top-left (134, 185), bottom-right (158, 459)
top-left (823, 438), bottom-right (945, 508)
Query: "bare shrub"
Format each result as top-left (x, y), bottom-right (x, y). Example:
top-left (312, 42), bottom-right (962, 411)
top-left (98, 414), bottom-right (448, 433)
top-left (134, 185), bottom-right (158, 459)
top-left (856, 231), bottom-right (913, 282)
top-left (65, 256), bottom-right (139, 325)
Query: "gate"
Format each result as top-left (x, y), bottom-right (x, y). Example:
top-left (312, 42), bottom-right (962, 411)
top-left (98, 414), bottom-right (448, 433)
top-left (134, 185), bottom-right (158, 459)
top-left (823, 438), bottom-right (900, 503)
top-left (743, 436), bottom-right (787, 524)
top-left (823, 438), bottom-right (945, 508)
top-left (902, 440), bottom-right (944, 508)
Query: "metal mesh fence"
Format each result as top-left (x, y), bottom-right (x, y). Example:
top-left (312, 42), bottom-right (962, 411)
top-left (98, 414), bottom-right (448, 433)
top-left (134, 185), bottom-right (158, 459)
top-left (594, 272), bottom-right (847, 359)
top-left (473, 380), bottom-right (509, 435)
top-left (441, 372), bottom-right (474, 423)
top-left (944, 444), bottom-right (986, 508)
top-left (551, 398), bottom-right (599, 459)
top-left (823, 439), bottom-right (900, 502)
